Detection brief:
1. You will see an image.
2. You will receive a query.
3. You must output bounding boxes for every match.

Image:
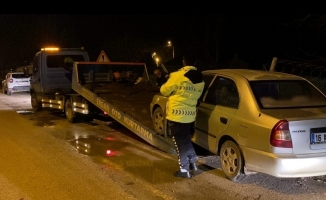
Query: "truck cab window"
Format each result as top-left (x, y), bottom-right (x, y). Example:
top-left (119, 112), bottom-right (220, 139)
top-left (46, 55), bottom-right (85, 68)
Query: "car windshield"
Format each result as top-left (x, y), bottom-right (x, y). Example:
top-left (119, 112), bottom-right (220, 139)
top-left (250, 80), bottom-right (326, 108)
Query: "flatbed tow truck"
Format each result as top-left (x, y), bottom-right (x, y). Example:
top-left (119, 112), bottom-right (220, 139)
top-left (30, 47), bottom-right (175, 155)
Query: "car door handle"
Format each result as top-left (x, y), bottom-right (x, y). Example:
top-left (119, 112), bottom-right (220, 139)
top-left (220, 117), bottom-right (228, 124)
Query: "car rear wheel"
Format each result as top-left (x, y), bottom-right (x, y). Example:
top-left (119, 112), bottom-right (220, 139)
top-left (65, 99), bottom-right (77, 123)
top-left (7, 88), bottom-right (11, 96)
top-left (152, 107), bottom-right (165, 136)
top-left (220, 140), bottom-right (247, 182)
top-left (31, 92), bottom-right (42, 111)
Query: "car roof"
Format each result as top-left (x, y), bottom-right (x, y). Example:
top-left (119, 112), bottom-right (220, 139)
top-left (202, 69), bottom-right (305, 81)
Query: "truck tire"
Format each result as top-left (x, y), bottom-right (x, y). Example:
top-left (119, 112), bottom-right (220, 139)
top-left (152, 107), bottom-right (165, 136)
top-left (31, 92), bottom-right (42, 111)
top-left (65, 99), bottom-right (77, 123)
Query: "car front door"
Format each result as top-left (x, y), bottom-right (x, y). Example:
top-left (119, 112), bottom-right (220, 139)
top-left (193, 75), bottom-right (239, 153)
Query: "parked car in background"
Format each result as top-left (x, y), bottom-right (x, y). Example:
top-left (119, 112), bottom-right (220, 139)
top-left (2, 71), bottom-right (30, 95)
top-left (150, 69), bottom-right (326, 182)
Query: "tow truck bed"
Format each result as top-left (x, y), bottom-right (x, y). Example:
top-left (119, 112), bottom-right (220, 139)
top-left (84, 82), bottom-right (160, 129)
top-left (71, 61), bottom-right (176, 154)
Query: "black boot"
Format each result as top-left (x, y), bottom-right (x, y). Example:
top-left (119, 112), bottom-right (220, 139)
top-left (174, 170), bottom-right (192, 178)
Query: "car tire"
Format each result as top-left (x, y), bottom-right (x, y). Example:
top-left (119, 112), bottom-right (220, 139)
top-left (7, 88), bottom-right (11, 96)
top-left (31, 92), bottom-right (42, 111)
top-left (220, 140), bottom-right (247, 182)
top-left (65, 99), bottom-right (77, 123)
top-left (152, 107), bottom-right (165, 136)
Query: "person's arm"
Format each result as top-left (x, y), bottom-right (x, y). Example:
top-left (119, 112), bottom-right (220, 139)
top-left (160, 73), bottom-right (177, 97)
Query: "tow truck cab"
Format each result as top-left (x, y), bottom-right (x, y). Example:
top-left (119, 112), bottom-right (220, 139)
top-left (30, 47), bottom-right (90, 111)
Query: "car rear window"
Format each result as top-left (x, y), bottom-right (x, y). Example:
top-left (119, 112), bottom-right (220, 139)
top-left (11, 73), bottom-right (30, 78)
top-left (250, 80), bottom-right (326, 108)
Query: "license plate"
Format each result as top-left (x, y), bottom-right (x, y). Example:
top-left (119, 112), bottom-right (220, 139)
top-left (311, 133), bottom-right (326, 144)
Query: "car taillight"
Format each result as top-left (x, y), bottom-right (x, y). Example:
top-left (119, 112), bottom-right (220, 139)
top-left (270, 120), bottom-right (293, 148)
top-left (9, 78), bottom-right (13, 83)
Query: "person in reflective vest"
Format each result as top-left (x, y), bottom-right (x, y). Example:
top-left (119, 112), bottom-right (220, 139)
top-left (160, 51), bottom-right (205, 178)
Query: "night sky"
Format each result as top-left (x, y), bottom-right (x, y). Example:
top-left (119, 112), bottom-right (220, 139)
top-left (1, 14), bottom-right (326, 72)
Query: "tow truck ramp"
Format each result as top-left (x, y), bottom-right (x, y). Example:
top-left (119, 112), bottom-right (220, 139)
top-left (71, 61), bottom-right (176, 155)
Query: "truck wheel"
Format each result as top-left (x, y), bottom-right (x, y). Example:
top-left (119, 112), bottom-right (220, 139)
top-left (152, 107), bottom-right (165, 136)
top-left (65, 99), bottom-right (77, 123)
top-left (220, 140), bottom-right (247, 182)
top-left (31, 93), bottom-right (42, 111)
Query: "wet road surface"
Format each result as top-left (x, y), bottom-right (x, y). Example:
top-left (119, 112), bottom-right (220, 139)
top-left (1, 91), bottom-right (326, 200)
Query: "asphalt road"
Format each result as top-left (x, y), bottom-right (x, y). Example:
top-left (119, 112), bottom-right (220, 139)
top-left (1, 91), bottom-right (326, 200)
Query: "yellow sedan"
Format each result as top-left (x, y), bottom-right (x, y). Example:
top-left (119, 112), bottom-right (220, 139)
top-left (150, 69), bottom-right (326, 182)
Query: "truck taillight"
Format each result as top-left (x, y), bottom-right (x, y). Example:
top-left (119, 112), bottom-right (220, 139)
top-left (9, 78), bottom-right (13, 83)
top-left (270, 120), bottom-right (293, 148)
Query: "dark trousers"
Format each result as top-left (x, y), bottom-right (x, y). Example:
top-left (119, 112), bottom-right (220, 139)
top-left (168, 120), bottom-right (197, 171)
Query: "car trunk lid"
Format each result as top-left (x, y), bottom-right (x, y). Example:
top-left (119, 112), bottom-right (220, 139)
top-left (13, 78), bottom-right (30, 85)
top-left (263, 107), bottom-right (326, 154)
